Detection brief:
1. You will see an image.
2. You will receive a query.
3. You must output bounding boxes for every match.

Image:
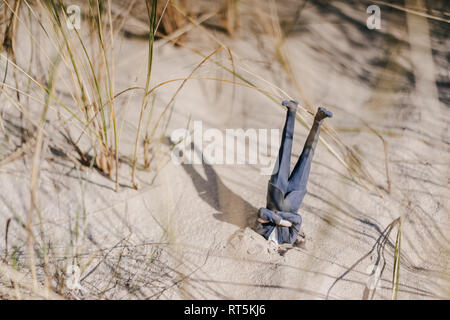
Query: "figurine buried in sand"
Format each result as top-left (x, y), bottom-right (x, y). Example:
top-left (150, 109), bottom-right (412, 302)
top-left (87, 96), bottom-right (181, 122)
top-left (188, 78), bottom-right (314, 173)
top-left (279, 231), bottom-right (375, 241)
top-left (256, 100), bottom-right (333, 245)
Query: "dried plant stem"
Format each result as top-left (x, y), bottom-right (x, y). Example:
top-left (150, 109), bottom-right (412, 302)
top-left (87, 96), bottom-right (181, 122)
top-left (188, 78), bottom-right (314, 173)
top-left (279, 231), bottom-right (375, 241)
top-left (28, 53), bottom-right (58, 295)
top-left (131, 0), bottom-right (158, 189)
top-left (4, 218), bottom-right (11, 263)
top-left (392, 218), bottom-right (402, 300)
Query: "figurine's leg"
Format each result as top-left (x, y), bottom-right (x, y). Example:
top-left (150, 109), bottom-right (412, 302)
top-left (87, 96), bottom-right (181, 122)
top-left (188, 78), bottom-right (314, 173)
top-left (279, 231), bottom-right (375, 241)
top-left (269, 100), bottom-right (298, 192)
top-left (287, 107), bottom-right (332, 195)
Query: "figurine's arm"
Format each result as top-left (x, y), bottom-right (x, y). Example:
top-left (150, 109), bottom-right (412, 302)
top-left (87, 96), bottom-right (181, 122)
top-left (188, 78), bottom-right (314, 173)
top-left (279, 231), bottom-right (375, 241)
top-left (258, 208), bottom-right (299, 227)
top-left (277, 210), bottom-right (303, 243)
top-left (258, 208), bottom-right (282, 225)
top-left (276, 211), bottom-right (302, 225)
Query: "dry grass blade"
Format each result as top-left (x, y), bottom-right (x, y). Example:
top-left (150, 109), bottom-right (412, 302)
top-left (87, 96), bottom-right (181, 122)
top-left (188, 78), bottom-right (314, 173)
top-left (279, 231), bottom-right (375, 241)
top-left (372, 0), bottom-right (450, 23)
top-left (131, 0), bottom-right (158, 189)
top-left (27, 53), bottom-right (58, 296)
top-left (4, 218), bottom-right (11, 263)
top-left (392, 218), bottom-right (402, 300)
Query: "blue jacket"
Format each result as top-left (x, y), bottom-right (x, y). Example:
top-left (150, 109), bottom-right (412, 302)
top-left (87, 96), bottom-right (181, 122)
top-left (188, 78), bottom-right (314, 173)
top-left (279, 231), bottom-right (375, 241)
top-left (256, 182), bottom-right (304, 244)
top-left (256, 207), bottom-right (302, 245)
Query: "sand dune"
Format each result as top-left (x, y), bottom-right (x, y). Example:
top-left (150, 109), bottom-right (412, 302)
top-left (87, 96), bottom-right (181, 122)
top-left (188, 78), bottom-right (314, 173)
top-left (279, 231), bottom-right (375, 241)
top-left (0, 0), bottom-right (448, 299)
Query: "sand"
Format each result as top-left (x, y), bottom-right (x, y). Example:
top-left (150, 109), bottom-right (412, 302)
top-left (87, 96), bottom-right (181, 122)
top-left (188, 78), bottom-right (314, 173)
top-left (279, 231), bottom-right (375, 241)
top-left (0, 0), bottom-right (448, 299)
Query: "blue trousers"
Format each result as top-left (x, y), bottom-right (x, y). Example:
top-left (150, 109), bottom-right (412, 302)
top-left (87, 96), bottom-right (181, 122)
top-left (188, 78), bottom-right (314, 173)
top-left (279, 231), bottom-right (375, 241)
top-left (257, 105), bottom-right (326, 244)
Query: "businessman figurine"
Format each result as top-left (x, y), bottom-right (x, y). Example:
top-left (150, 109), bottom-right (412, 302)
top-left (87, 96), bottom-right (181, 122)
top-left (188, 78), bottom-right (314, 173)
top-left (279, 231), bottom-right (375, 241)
top-left (256, 100), bottom-right (333, 245)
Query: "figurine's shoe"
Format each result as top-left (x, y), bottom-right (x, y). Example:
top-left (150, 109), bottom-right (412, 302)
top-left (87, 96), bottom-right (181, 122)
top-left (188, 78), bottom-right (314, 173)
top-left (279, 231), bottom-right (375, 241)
top-left (315, 106), bottom-right (333, 122)
top-left (282, 100), bottom-right (298, 112)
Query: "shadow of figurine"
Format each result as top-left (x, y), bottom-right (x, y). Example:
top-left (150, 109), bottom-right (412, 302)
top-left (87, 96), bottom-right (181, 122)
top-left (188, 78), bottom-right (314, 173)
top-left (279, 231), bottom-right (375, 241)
top-left (180, 143), bottom-right (258, 230)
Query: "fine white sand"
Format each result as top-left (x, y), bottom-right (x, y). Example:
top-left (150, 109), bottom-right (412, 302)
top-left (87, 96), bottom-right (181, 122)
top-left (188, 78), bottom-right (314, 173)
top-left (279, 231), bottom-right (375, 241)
top-left (0, 0), bottom-right (448, 299)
